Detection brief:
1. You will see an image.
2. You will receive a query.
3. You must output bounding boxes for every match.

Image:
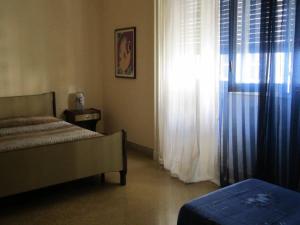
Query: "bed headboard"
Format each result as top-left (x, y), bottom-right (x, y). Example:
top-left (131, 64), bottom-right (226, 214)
top-left (0, 92), bottom-right (56, 119)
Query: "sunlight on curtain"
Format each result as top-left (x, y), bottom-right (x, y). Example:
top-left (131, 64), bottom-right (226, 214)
top-left (155, 0), bottom-right (220, 183)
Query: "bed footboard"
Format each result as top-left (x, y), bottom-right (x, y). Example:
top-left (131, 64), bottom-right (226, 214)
top-left (101, 130), bottom-right (127, 186)
top-left (0, 130), bottom-right (127, 198)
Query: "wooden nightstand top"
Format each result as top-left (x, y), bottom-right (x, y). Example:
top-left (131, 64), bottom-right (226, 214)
top-left (64, 108), bottom-right (101, 122)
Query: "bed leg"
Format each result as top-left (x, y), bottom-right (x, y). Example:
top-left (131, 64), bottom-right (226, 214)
top-left (120, 130), bottom-right (127, 186)
top-left (100, 173), bottom-right (105, 183)
top-left (120, 171), bottom-right (126, 186)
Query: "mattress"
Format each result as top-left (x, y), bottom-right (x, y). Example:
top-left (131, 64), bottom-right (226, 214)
top-left (0, 116), bottom-right (102, 152)
top-left (177, 179), bottom-right (300, 225)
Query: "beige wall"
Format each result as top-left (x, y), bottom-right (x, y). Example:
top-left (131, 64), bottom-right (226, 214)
top-left (101, 0), bottom-right (154, 149)
top-left (0, 0), bottom-right (154, 148)
top-left (0, 0), bottom-right (104, 130)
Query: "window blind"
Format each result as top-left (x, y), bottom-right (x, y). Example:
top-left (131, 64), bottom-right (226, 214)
top-left (220, 0), bottom-right (296, 54)
top-left (220, 0), bottom-right (229, 54)
top-left (179, 0), bottom-right (201, 53)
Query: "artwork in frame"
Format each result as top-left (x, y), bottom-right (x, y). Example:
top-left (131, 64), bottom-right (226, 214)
top-left (115, 27), bottom-right (136, 79)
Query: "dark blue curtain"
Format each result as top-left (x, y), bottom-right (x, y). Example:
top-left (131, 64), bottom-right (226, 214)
top-left (220, 0), bottom-right (300, 189)
top-left (289, 0), bottom-right (300, 189)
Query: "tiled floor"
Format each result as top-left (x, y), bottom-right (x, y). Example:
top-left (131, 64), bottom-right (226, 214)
top-left (0, 150), bottom-right (218, 225)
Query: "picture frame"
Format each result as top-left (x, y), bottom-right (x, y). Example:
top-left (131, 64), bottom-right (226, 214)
top-left (115, 27), bottom-right (136, 79)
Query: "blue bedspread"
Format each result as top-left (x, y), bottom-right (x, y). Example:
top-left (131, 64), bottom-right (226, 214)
top-left (177, 179), bottom-right (300, 225)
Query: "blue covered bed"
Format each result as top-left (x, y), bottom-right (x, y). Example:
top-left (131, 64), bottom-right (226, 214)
top-left (177, 179), bottom-right (300, 225)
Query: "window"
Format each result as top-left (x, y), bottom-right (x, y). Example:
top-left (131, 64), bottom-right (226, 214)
top-left (179, 0), bottom-right (201, 54)
top-left (221, 0), bottom-right (296, 92)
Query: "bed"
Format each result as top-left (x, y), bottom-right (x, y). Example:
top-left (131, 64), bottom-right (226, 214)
top-left (177, 179), bottom-right (300, 225)
top-left (0, 92), bottom-right (127, 198)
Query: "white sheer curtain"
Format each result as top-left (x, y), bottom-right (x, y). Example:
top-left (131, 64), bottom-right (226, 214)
top-left (155, 0), bottom-right (220, 183)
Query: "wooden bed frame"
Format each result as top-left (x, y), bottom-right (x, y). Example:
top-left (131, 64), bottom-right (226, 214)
top-left (0, 92), bottom-right (127, 198)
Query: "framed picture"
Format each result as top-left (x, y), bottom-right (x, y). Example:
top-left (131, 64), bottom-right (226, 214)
top-left (115, 27), bottom-right (136, 79)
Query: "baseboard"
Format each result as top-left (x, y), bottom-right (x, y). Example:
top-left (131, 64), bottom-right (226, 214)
top-left (126, 141), bottom-right (153, 158)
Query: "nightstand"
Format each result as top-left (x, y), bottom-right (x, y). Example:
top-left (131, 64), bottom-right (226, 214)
top-left (64, 108), bottom-right (101, 131)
